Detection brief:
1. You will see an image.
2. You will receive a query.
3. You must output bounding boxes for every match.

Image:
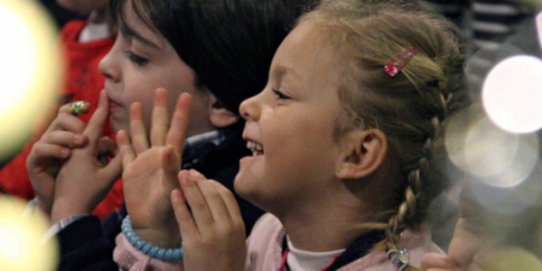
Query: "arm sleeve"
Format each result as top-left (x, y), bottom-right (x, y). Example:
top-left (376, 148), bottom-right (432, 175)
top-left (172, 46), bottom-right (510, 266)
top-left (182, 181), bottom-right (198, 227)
top-left (56, 216), bottom-right (119, 271)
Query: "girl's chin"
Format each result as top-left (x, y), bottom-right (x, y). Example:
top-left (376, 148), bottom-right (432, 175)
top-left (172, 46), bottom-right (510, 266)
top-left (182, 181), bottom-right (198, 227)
top-left (233, 177), bottom-right (267, 211)
top-left (234, 167), bottom-right (262, 196)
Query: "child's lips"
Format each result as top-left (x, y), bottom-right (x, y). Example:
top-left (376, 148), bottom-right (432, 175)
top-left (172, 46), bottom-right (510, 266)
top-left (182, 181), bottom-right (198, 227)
top-left (108, 99), bottom-right (122, 110)
top-left (239, 151), bottom-right (262, 167)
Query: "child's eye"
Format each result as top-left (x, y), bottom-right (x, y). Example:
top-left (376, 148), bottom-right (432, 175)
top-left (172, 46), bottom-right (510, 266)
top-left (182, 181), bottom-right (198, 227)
top-left (126, 50), bottom-right (149, 66)
top-left (272, 89), bottom-right (290, 100)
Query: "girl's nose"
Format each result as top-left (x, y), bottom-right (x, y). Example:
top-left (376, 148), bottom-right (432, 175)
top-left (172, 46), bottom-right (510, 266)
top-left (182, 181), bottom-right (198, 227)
top-left (239, 94), bottom-right (261, 121)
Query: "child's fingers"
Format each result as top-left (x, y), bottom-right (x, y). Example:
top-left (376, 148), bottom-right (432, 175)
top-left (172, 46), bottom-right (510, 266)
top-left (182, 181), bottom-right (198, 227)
top-left (30, 142), bottom-right (72, 160)
top-left (171, 182), bottom-right (199, 238)
top-left (179, 170), bottom-right (214, 233)
top-left (193, 172), bottom-right (231, 226)
top-left (129, 102), bottom-right (149, 154)
top-left (150, 88), bottom-right (169, 147)
top-left (166, 93), bottom-right (192, 153)
top-left (40, 130), bottom-right (88, 148)
top-left (421, 253), bottom-right (460, 271)
top-left (161, 146), bottom-right (181, 187)
top-left (117, 130), bottom-right (135, 169)
top-left (46, 112), bottom-right (87, 134)
top-left (84, 90), bottom-right (110, 145)
top-left (162, 146), bottom-right (180, 174)
top-left (210, 180), bottom-right (244, 228)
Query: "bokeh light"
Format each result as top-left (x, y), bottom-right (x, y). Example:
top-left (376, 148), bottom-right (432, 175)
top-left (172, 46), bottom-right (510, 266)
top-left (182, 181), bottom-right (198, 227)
top-left (445, 106), bottom-right (539, 188)
top-left (0, 196), bottom-right (58, 271)
top-left (482, 55), bottom-right (542, 134)
top-left (477, 246), bottom-right (542, 271)
top-left (0, 1), bottom-right (63, 162)
top-left (468, 171), bottom-right (542, 216)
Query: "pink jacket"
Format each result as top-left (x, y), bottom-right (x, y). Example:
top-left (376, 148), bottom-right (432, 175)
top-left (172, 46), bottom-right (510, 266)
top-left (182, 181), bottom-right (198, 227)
top-left (114, 213), bottom-right (443, 270)
top-left (245, 214), bottom-right (443, 271)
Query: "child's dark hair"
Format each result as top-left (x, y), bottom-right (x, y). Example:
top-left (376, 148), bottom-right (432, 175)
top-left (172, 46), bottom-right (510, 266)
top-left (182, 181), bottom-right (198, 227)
top-left (300, 0), bottom-right (470, 261)
top-left (110, 0), bottom-right (313, 114)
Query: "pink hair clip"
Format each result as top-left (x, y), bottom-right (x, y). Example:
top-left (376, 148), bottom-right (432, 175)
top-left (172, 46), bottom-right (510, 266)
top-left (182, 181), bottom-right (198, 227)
top-left (384, 47), bottom-right (418, 77)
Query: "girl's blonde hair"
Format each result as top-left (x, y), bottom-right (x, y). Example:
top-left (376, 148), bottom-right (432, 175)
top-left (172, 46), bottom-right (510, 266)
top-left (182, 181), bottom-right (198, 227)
top-left (300, 0), bottom-right (470, 264)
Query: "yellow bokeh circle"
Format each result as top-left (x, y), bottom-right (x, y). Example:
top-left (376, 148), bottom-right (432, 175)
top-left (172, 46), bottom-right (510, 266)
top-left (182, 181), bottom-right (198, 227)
top-left (0, 196), bottom-right (58, 271)
top-left (0, 1), bottom-right (63, 161)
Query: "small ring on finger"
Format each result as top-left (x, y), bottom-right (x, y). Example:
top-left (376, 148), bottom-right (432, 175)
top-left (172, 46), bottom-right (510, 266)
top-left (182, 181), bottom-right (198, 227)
top-left (67, 101), bottom-right (90, 115)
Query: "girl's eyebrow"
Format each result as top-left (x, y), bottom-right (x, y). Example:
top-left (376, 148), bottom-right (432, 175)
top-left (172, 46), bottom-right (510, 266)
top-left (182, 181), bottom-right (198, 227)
top-left (119, 22), bottom-right (161, 50)
top-left (273, 64), bottom-right (301, 79)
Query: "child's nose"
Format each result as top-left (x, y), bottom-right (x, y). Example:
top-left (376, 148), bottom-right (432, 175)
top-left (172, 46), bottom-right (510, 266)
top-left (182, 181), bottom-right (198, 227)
top-left (239, 95), bottom-right (260, 121)
top-left (98, 45), bottom-right (120, 82)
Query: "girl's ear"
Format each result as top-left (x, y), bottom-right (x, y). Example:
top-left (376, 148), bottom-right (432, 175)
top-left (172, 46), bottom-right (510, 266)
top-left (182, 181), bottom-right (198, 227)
top-left (208, 94), bottom-right (239, 128)
top-left (336, 129), bottom-right (387, 179)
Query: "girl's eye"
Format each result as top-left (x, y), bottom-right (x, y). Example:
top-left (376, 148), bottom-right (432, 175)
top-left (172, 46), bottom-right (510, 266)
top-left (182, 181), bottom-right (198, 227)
top-left (272, 88), bottom-right (291, 100)
top-left (126, 51), bottom-right (149, 66)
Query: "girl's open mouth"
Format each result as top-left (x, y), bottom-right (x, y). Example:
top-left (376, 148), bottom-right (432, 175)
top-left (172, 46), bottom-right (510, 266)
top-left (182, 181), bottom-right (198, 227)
top-left (246, 140), bottom-right (264, 156)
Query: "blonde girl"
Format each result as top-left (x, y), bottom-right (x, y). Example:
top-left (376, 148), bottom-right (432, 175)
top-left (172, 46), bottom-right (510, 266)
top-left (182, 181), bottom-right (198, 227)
top-left (235, 0), bottom-right (468, 269)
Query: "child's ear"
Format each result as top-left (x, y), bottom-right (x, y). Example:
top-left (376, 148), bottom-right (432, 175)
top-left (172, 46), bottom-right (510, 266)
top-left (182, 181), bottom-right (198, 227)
top-left (336, 129), bottom-right (387, 179)
top-left (208, 94), bottom-right (239, 128)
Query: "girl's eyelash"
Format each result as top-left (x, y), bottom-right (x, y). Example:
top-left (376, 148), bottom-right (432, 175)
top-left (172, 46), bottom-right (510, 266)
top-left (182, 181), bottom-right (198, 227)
top-left (125, 50), bottom-right (149, 66)
top-left (272, 88), bottom-right (290, 100)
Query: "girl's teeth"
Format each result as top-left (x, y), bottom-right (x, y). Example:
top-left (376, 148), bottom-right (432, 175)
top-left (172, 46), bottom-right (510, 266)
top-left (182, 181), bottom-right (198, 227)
top-left (246, 141), bottom-right (263, 154)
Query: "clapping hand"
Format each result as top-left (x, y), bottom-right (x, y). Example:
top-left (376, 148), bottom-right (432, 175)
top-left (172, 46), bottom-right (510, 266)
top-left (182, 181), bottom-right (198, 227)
top-left (172, 170), bottom-right (246, 271)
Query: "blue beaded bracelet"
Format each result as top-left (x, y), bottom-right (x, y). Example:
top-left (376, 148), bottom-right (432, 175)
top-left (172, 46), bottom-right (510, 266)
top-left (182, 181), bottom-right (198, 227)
top-left (121, 216), bottom-right (184, 261)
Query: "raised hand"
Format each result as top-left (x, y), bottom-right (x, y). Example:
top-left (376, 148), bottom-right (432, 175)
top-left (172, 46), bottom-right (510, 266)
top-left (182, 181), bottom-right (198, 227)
top-left (50, 91), bottom-right (122, 223)
top-left (117, 88), bottom-right (191, 248)
top-left (27, 101), bottom-right (90, 215)
top-left (172, 170), bottom-right (246, 271)
top-left (422, 217), bottom-right (488, 271)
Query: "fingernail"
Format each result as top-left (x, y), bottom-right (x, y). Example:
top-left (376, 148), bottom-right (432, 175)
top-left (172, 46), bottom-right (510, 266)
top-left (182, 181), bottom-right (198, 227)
top-left (60, 148), bottom-right (70, 157)
top-left (74, 134), bottom-right (84, 144)
top-left (188, 169), bottom-right (200, 176)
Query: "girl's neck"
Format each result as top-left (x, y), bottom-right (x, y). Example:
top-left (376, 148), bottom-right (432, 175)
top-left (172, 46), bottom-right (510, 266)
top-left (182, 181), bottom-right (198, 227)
top-left (276, 198), bottom-right (384, 252)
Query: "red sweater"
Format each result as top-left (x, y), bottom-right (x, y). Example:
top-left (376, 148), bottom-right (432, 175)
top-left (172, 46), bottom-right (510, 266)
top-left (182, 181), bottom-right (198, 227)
top-left (0, 20), bottom-right (123, 220)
